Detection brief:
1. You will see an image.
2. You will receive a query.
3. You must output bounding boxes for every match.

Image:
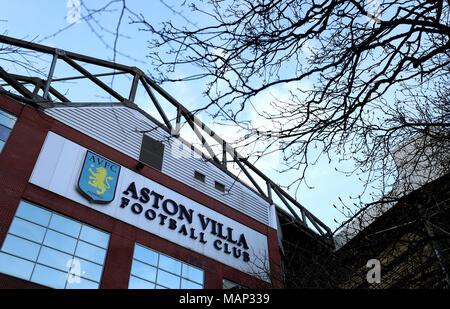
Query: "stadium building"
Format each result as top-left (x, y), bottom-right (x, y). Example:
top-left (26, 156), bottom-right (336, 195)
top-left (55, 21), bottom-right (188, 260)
top-left (0, 36), bottom-right (332, 289)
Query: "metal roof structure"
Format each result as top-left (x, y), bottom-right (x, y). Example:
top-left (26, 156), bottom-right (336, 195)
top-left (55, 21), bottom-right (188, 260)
top-left (0, 35), bottom-right (332, 242)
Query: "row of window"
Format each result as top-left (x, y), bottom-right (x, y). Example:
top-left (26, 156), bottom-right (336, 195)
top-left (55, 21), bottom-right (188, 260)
top-left (0, 201), bottom-right (110, 289)
top-left (0, 200), bottom-right (205, 289)
top-left (0, 109), bottom-right (17, 153)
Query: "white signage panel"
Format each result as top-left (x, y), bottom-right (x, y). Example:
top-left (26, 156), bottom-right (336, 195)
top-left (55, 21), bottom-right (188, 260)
top-left (29, 132), bottom-right (270, 278)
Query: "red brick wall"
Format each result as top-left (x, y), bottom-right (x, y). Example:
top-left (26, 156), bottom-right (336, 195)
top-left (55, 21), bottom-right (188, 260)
top-left (0, 95), bottom-right (281, 289)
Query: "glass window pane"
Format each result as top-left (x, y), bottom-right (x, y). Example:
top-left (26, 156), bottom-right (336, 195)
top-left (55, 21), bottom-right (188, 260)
top-left (15, 201), bottom-right (51, 226)
top-left (182, 264), bottom-right (203, 284)
top-left (37, 246), bottom-right (73, 271)
top-left (79, 225), bottom-right (109, 248)
top-left (31, 264), bottom-right (67, 289)
top-left (0, 110), bottom-right (16, 129)
top-left (157, 270), bottom-right (180, 289)
top-left (9, 217), bottom-right (46, 243)
top-left (0, 125), bottom-right (11, 141)
top-left (75, 241), bottom-right (106, 264)
top-left (223, 279), bottom-right (247, 289)
top-left (0, 252), bottom-right (34, 281)
top-left (0, 140), bottom-right (4, 152)
top-left (159, 254), bottom-right (181, 275)
top-left (0, 201), bottom-right (109, 290)
top-left (44, 230), bottom-right (77, 254)
top-left (129, 276), bottom-right (156, 289)
top-left (133, 244), bottom-right (158, 266)
top-left (131, 260), bottom-right (157, 282)
top-left (129, 243), bottom-right (204, 290)
top-left (49, 214), bottom-right (81, 238)
top-left (181, 279), bottom-right (202, 289)
top-left (156, 285), bottom-right (168, 289)
top-left (77, 258), bottom-right (103, 282)
top-left (223, 279), bottom-right (236, 289)
top-left (1, 234), bottom-right (40, 261)
top-left (66, 277), bottom-right (99, 289)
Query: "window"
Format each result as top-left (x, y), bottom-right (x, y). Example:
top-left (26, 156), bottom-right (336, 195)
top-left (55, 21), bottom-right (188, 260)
top-left (0, 109), bottom-right (17, 153)
top-left (194, 171), bottom-right (206, 183)
top-left (129, 243), bottom-right (204, 289)
top-left (214, 181), bottom-right (226, 193)
top-left (223, 279), bottom-right (248, 289)
top-left (0, 200), bottom-right (110, 289)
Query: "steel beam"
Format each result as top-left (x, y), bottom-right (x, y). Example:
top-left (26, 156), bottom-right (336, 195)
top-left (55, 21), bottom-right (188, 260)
top-left (128, 72), bottom-right (140, 103)
top-left (140, 76), bottom-right (173, 133)
top-left (0, 35), bottom-right (133, 73)
top-left (0, 66), bottom-right (34, 99)
top-left (234, 156), bottom-right (269, 200)
top-left (183, 110), bottom-right (221, 165)
top-left (43, 52), bottom-right (58, 99)
top-left (61, 55), bottom-right (126, 102)
top-left (271, 184), bottom-right (303, 223)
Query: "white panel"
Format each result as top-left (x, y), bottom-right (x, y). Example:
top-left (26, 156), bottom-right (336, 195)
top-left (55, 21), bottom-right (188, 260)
top-left (29, 132), bottom-right (65, 189)
top-left (48, 139), bottom-right (83, 197)
top-left (45, 106), bottom-right (271, 226)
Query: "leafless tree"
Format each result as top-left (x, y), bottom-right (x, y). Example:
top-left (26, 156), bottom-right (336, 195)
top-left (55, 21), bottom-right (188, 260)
top-left (126, 0), bottom-right (449, 216)
top-left (124, 1), bottom-right (450, 288)
top-left (247, 173), bottom-right (450, 289)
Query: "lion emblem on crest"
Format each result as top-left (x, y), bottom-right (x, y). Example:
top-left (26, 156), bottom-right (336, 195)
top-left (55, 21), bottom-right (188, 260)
top-left (78, 151), bottom-right (121, 203)
top-left (88, 166), bottom-right (113, 195)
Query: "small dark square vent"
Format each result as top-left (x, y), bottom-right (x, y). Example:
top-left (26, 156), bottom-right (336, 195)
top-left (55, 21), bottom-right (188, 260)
top-left (139, 135), bottom-right (164, 171)
top-left (194, 171), bottom-right (206, 183)
top-left (214, 181), bottom-right (225, 193)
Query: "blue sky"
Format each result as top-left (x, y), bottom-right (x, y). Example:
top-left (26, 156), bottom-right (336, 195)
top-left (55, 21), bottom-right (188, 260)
top-left (1, 0), bottom-right (375, 232)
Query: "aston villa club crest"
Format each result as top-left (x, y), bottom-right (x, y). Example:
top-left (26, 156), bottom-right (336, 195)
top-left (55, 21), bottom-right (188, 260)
top-left (78, 151), bottom-right (121, 203)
